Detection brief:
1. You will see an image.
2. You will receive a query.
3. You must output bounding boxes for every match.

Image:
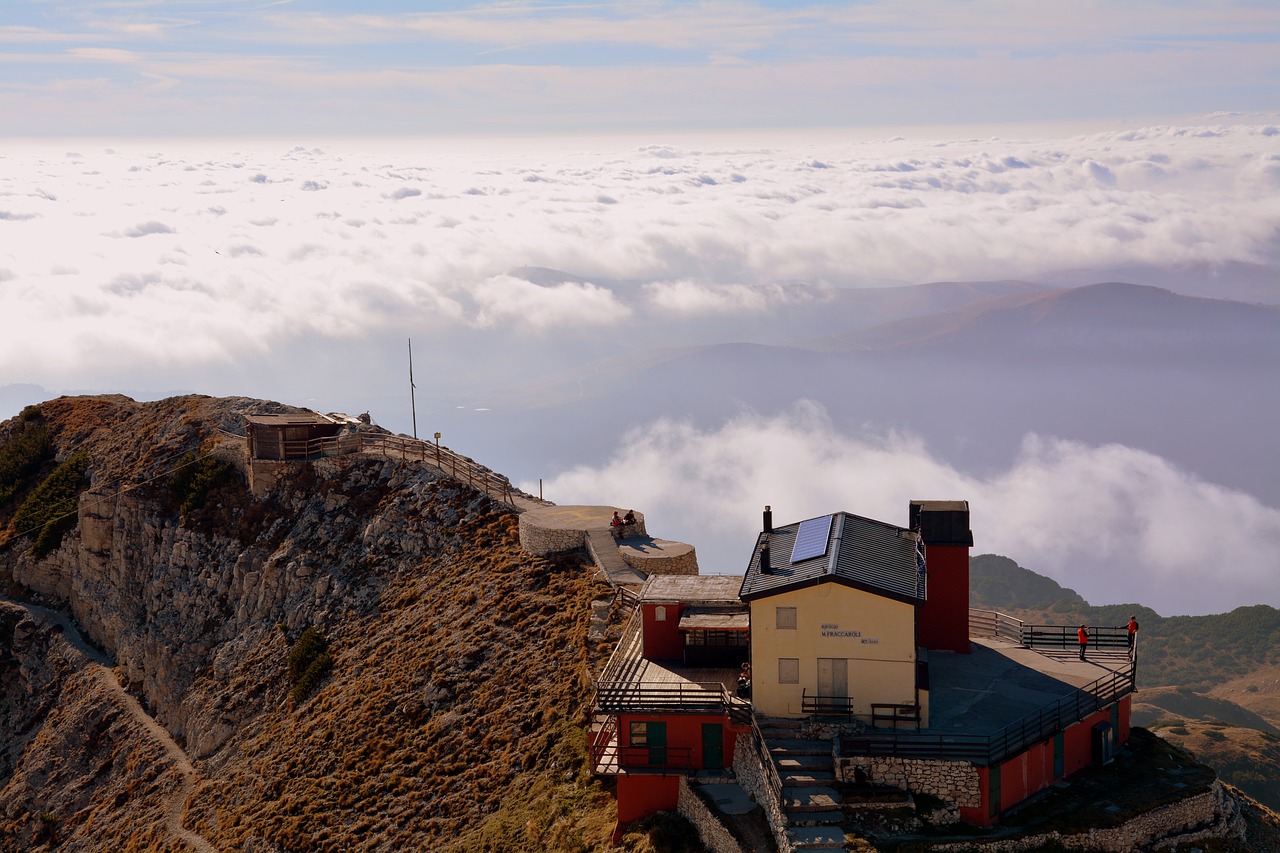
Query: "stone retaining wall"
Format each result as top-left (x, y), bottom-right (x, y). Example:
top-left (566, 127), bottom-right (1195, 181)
top-left (677, 779), bottom-right (746, 853)
top-left (620, 545), bottom-right (698, 576)
top-left (732, 734), bottom-right (794, 853)
top-left (836, 754), bottom-right (981, 811)
top-left (518, 517), bottom-right (587, 555)
top-left (928, 780), bottom-right (1243, 852)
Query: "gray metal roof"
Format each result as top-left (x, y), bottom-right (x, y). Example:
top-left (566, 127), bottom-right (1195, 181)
top-left (738, 511), bottom-right (925, 604)
top-left (678, 610), bottom-right (750, 630)
top-left (641, 574), bottom-right (745, 604)
top-left (244, 412), bottom-right (335, 426)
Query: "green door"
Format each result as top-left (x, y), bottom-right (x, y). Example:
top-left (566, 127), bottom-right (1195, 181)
top-left (648, 722), bottom-right (667, 767)
top-left (1053, 732), bottom-right (1064, 778)
top-left (702, 723), bottom-right (723, 771)
top-left (988, 765), bottom-right (1001, 819)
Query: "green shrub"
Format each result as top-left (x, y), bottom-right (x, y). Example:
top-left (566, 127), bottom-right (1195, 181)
top-left (0, 415), bottom-right (54, 508)
top-left (291, 651), bottom-right (334, 704)
top-left (12, 452), bottom-right (89, 557)
top-left (288, 626), bottom-right (333, 703)
top-left (168, 453), bottom-right (238, 515)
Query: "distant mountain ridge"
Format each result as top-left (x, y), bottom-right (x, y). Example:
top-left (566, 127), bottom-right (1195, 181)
top-left (479, 278), bottom-right (1279, 509)
top-left (794, 281), bottom-right (1280, 366)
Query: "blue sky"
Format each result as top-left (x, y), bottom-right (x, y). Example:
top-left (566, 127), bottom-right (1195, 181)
top-left (3, 1), bottom-right (1277, 136)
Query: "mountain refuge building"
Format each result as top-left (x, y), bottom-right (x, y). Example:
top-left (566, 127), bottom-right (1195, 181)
top-left (589, 499), bottom-right (1136, 845)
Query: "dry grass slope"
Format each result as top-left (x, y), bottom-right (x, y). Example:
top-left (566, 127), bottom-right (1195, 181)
top-left (3, 394), bottom-right (684, 852)
top-left (185, 512), bottom-right (616, 851)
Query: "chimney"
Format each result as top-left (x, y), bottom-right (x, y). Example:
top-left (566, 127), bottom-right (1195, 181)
top-left (759, 540), bottom-right (771, 574)
top-left (763, 505), bottom-right (773, 534)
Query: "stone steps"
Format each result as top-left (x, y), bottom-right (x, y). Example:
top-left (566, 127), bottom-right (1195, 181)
top-left (780, 769), bottom-right (835, 787)
top-left (768, 738), bottom-right (831, 756)
top-left (787, 809), bottom-right (844, 827)
top-left (782, 786), bottom-right (841, 812)
top-left (754, 718), bottom-right (848, 845)
top-left (785, 826), bottom-right (846, 850)
top-left (768, 747), bottom-right (829, 768)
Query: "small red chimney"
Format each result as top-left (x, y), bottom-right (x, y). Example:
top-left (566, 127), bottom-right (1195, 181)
top-left (911, 499), bottom-right (973, 654)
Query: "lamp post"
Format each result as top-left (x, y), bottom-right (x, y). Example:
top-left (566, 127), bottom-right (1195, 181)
top-left (434, 432), bottom-right (441, 468)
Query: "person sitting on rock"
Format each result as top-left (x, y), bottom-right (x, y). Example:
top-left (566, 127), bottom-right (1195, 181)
top-left (623, 510), bottom-right (637, 526)
top-left (610, 511), bottom-right (625, 537)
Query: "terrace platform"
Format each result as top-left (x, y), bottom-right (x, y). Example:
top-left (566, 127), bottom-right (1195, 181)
top-left (925, 636), bottom-right (1132, 737)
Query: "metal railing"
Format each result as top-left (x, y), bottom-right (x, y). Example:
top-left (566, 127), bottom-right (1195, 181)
top-left (969, 608), bottom-right (1025, 644)
top-left (594, 681), bottom-right (733, 714)
top-left (802, 690), bottom-right (858, 717)
top-left (840, 664), bottom-right (1135, 766)
top-left (748, 713), bottom-right (785, 805)
top-left (1023, 624), bottom-right (1131, 651)
top-left (612, 746), bottom-right (696, 774)
top-left (594, 602), bottom-right (642, 687)
top-left (589, 713), bottom-right (619, 772)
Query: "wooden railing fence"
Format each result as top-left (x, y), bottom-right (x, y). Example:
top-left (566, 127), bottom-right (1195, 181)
top-left (282, 432), bottom-right (523, 506)
top-left (968, 608), bottom-right (1025, 644)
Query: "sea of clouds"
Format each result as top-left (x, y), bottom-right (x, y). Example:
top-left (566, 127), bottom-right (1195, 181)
top-left (534, 404), bottom-right (1280, 617)
top-left (1, 122), bottom-right (1277, 615)
top-left (2, 123), bottom-right (1277, 383)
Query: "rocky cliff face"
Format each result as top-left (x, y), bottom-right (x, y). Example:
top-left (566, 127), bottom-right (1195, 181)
top-left (0, 395), bottom-right (620, 851)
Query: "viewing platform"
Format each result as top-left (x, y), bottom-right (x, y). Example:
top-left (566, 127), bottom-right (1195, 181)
top-left (518, 504), bottom-right (698, 587)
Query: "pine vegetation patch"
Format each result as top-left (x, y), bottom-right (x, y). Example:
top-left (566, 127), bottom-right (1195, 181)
top-left (11, 451), bottom-right (89, 556)
top-left (167, 452), bottom-right (239, 515)
top-left (288, 627), bottom-right (333, 704)
top-left (0, 406), bottom-right (54, 509)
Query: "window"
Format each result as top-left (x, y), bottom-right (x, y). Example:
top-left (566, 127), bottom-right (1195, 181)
top-left (654, 606), bottom-right (667, 622)
top-left (776, 606), bottom-right (797, 629)
top-left (630, 722), bottom-right (649, 745)
top-left (778, 658), bottom-right (799, 684)
top-left (685, 630), bottom-right (749, 647)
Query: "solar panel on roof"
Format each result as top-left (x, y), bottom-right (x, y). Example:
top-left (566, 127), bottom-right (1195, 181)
top-left (790, 515), bottom-right (833, 564)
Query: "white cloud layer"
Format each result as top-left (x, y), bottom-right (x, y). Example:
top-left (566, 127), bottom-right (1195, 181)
top-left (531, 403), bottom-right (1280, 617)
top-left (1, 123), bottom-right (1276, 386)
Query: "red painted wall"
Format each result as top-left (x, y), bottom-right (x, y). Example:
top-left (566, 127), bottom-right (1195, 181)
top-left (620, 713), bottom-right (739, 769)
top-left (616, 775), bottom-right (681, 823)
top-left (641, 603), bottom-right (684, 660)
top-left (918, 543), bottom-right (971, 653)
top-left (961, 699), bottom-right (1132, 826)
top-left (1064, 707), bottom-right (1112, 776)
top-left (999, 740), bottom-right (1053, 812)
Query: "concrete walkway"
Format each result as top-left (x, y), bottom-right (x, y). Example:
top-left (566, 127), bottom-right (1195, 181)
top-left (586, 529), bottom-right (647, 586)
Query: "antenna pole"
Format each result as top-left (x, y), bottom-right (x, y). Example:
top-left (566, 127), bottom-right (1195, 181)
top-left (408, 338), bottom-right (418, 440)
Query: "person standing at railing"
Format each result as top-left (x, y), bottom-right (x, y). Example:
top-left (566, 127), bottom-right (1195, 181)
top-left (1127, 616), bottom-right (1139, 660)
top-left (1077, 624), bottom-right (1089, 661)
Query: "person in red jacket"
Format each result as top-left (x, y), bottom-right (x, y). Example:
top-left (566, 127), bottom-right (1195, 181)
top-left (1077, 624), bottom-right (1089, 661)
top-left (1127, 616), bottom-right (1139, 659)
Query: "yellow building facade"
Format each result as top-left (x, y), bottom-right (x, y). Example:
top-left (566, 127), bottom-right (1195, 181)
top-left (748, 584), bottom-right (925, 722)
top-left (738, 508), bottom-right (929, 726)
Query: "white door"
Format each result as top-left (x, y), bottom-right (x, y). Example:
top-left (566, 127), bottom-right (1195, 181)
top-left (817, 658), bottom-right (848, 711)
